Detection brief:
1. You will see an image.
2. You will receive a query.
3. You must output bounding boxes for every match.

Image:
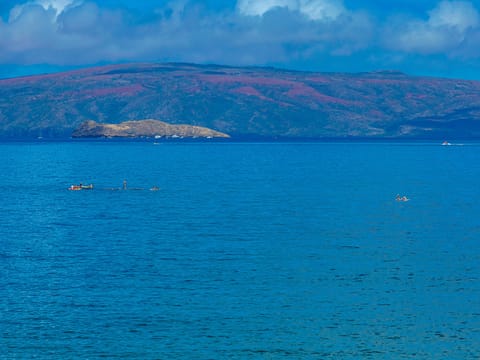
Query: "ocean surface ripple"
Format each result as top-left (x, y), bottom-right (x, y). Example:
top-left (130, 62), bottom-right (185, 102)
top-left (1, 141), bottom-right (479, 359)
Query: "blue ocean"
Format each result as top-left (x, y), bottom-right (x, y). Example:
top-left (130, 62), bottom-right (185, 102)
top-left (1, 141), bottom-right (480, 359)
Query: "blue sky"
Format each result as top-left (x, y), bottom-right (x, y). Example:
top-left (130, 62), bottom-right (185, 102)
top-left (2, 0), bottom-right (480, 79)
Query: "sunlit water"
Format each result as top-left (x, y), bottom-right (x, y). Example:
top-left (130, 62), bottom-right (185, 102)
top-left (1, 141), bottom-right (480, 359)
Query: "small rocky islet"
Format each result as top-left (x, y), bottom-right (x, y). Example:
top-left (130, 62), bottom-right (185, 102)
top-left (71, 119), bottom-right (230, 139)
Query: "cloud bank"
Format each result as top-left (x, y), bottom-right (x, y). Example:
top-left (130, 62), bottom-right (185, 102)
top-left (385, 1), bottom-right (480, 55)
top-left (1, 0), bottom-right (480, 77)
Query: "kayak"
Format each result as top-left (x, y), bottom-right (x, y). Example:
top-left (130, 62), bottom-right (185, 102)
top-left (68, 184), bottom-right (93, 191)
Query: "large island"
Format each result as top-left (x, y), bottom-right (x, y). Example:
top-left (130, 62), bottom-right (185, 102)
top-left (72, 119), bottom-right (230, 139)
top-left (2, 63), bottom-right (480, 139)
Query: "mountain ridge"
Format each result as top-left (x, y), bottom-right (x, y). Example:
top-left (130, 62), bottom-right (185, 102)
top-left (1, 62), bottom-right (480, 139)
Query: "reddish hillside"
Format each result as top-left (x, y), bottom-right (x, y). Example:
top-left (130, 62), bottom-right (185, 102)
top-left (1, 63), bottom-right (480, 138)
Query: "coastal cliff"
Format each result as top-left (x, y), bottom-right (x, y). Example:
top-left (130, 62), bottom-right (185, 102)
top-left (72, 120), bottom-right (230, 139)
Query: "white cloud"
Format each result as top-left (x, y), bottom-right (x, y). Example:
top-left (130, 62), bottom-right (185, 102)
top-left (237, 0), bottom-right (294, 17)
top-left (384, 0), bottom-right (480, 55)
top-left (428, 1), bottom-right (479, 31)
top-left (36, 0), bottom-right (80, 15)
top-left (236, 0), bottom-right (345, 21)
top-left (299, 0), bottom-right (345, 20)
top-left (391, 21), bottom-right (458, 54)
top-left (9, 0), bottom-right (81, 22)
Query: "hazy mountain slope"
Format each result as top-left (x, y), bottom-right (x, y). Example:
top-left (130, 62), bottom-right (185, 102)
top-left (1, 63), bottom-right (480, 138)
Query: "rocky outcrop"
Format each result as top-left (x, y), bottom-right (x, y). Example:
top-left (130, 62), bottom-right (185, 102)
top-left (72, 119), bottom-right (230, 138)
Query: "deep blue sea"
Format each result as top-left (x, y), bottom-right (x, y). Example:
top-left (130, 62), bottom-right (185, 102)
top-left (1, 141), bottom-right (480, 359)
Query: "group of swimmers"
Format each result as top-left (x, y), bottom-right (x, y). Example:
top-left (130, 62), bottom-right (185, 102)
top-left (395, 194), bottom-right (409, 202)
top-left (69, 180), bottom-right (160, 191)
top-left (123, 180), bottom-right (160, 191)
